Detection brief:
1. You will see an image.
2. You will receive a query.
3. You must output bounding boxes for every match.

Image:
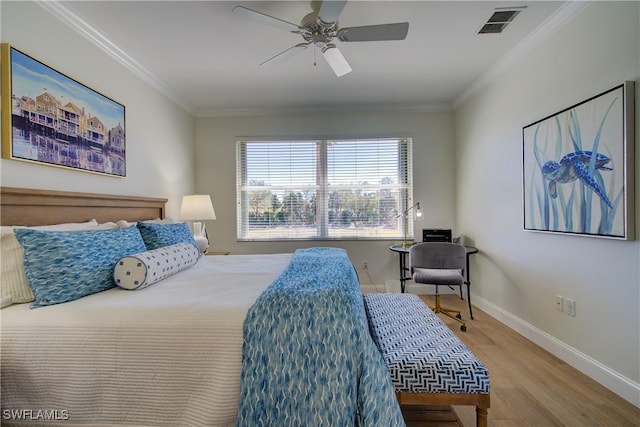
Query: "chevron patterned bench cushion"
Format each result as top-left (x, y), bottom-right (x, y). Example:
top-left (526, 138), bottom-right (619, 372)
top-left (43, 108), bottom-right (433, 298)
top-left (363, 293), bottom-right (490, 395)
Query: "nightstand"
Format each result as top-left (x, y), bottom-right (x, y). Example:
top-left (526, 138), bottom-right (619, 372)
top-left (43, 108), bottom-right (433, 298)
top-left (205, 251), bottom-right (230, 255)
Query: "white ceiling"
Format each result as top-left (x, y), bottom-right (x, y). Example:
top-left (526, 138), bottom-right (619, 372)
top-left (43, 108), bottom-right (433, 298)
top-left (50, 1), bottom-right (578, 116)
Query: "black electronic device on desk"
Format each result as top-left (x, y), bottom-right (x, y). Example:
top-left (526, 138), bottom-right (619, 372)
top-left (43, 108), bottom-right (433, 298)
top-left (422, 228), bottom-right (452, 243)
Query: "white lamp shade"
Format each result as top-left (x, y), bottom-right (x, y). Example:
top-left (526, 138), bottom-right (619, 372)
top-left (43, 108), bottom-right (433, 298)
top-left (179, 195), bottom-right (216, 221)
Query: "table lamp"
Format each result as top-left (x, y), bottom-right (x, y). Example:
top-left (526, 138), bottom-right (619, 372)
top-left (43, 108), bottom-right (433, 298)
top-left (179, 194), bottom-right (216, 253)
top-left (396, 202), bottom-right (422, 248)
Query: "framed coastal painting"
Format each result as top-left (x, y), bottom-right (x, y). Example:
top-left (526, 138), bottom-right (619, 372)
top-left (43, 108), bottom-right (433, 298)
top-left (522, 82), bottom-right (635, 240)
top-left (1, 44), bottom-right (126, 177)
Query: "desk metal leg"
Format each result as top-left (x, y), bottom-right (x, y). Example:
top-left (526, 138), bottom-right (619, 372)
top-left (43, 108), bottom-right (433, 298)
top-left (465, 253), bottom-right (473, 319)
top-left (399, 252), bottom-right (406, 293)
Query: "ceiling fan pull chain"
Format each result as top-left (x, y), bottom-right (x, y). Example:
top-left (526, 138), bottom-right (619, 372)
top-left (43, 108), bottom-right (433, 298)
top-left (314, 47), bottom-right (317, 67)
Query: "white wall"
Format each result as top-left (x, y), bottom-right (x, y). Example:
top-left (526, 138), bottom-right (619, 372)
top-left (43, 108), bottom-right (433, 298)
top-left (0, 1), bottom-right (195, 218)
top-left (195, 110), bottom-right (455, 286)
top-left (455, 1), bottom-right (639, 404)
top-left (5, 0), bottom-right (637, 407)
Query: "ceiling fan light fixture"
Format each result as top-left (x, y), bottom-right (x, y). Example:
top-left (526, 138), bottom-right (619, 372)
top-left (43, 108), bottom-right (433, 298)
top-left (322, 45), bottom-right (352, 77)
top-left (234, 0), bottom-right (405, 77)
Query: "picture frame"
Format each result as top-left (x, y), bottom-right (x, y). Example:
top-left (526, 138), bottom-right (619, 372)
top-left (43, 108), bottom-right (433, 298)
top-left (522, 82), bottom-right (635, 240)
top-left (1, 44), bottom-right (126, 177)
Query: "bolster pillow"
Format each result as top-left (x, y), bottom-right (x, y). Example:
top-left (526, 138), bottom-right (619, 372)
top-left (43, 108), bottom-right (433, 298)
top-left (113, 243), bottom-right (199, 290)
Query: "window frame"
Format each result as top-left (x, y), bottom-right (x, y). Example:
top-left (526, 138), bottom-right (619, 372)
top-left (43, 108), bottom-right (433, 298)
top-left (236, 137), bottom-right (415, 241)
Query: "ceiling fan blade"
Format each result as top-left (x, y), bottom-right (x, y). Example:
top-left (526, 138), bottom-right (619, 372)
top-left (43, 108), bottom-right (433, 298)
top-left (321, 45), bottom-right (352, 77)
top-left (338, 22), bottom-right (409, 42)
top-left (318, 0), bottom-right (348, 24)
top-left (260, 43), bottom-right (310, 66)
top-left (232, 6), bottom-right (300, 33)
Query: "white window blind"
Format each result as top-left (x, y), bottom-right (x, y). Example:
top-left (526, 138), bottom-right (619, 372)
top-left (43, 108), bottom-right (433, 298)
top-left (236, 137), bottom-right (414, 241)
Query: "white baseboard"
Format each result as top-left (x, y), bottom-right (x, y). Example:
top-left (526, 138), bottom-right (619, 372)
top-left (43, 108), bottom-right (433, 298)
top-left (471, 293), bottom-right (640, 408)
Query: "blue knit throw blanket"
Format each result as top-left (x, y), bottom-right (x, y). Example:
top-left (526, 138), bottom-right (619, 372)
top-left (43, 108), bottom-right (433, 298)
top-left (236, 247), bottom-right (405, 427)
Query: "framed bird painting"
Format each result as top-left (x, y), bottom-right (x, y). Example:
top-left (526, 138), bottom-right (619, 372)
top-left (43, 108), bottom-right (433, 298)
top-left (522, 82), bottom-right (635, 240)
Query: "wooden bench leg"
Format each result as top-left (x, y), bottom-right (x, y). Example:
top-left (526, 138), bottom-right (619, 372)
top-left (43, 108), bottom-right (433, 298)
top-left (476, 405), bottom-right (488, 427)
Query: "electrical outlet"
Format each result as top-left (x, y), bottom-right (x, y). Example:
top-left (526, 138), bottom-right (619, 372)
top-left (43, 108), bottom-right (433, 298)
top-left (363, 261), bottom-right (369, 270)
top-left (555, 295), bottom-right (564, 312)
top-left (565, 299), bottom-right (576, 317)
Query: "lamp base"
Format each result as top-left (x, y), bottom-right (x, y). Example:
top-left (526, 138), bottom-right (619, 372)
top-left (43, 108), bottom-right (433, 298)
top-left (194, 236), bottom-right (209, 253)
top-left (193, 221), bottom-right (203, 237)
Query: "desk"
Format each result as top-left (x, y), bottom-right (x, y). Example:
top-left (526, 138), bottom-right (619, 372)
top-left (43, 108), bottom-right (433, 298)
top-left (389, 244), bottom-right (478, 294)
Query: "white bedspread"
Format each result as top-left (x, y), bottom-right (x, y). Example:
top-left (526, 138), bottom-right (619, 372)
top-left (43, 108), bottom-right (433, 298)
top-left (0, 253), bottom-right (292, 427)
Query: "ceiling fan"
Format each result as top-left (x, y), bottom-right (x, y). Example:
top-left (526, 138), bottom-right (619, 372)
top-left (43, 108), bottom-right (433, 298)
top-left (232, 0), bottom-right (409, 77)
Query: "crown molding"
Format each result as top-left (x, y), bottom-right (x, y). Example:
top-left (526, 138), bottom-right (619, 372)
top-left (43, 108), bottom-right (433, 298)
top-left (37, 1), bottom-right (197, 115)
top-left (38, 0), bottom-right (588, 118)
top-left (196, 102), bottom-right (452, 118)
top-left (453, 1), bottom-right (591, 109)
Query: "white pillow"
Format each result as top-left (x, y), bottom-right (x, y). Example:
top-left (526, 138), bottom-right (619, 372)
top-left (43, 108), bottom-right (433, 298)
top-left (113, 243), bottom-right (199, 290)
top-left (0, 229), bottom-right (34, 305)
top-left (96, 221), bottom-right (119, 230)
top-left (14, 219), bottom-right (99, 231)
top-left (0, 220), bottom-right (101, 307)
top-left (117, 218), bottom-right (174, 228)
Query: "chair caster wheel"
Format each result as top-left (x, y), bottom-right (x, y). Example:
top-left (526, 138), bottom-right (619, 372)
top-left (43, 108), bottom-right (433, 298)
top-left (456, 313), bottom-right (462, 319)
top-left (460, 325), bottom-right (467, 332)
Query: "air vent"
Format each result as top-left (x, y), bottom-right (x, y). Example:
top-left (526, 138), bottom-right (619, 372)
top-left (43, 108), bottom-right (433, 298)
top-left (478, 7), bottom-right (525, 34)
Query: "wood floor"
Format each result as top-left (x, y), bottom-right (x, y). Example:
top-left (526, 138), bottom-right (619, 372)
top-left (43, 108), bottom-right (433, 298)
top-left (399, 294), bottom-right (640, 427)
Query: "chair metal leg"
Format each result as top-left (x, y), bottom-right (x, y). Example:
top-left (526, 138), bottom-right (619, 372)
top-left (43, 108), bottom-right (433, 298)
top-left (466, 282), bottom-right (474, 320)
top-left (430, 286), bottom-right (466, 330)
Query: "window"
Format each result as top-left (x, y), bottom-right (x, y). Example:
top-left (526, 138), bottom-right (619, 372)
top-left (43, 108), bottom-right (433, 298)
top-left (236, 137), bottom-right (414, 241)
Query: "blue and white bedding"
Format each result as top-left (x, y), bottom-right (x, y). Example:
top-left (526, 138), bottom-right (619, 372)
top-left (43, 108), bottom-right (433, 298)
top-left (1, 253), bottom-right (293, 427)
top-left (236, 247), bottom-right (405, 427)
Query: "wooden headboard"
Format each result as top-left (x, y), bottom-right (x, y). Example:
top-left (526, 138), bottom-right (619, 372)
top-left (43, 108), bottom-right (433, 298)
top-left (0, 187), bottom-right (167, 226)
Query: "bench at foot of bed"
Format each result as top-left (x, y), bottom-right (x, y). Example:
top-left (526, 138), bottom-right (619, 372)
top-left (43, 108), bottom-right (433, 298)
top-left (363, 293), bottom-right (490, 427)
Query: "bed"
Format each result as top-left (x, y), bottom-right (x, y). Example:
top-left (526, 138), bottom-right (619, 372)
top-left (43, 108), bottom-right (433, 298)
top-left (0, 187), bottom-right (403, 426)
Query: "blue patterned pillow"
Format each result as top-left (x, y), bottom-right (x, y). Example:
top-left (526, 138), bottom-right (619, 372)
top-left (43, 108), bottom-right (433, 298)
top-left (136, 221), bottom-right (198, 252)
top-left (14, 227), bottom-right (147, 308)
top-left (114, 243), bottom-right (199, 290)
